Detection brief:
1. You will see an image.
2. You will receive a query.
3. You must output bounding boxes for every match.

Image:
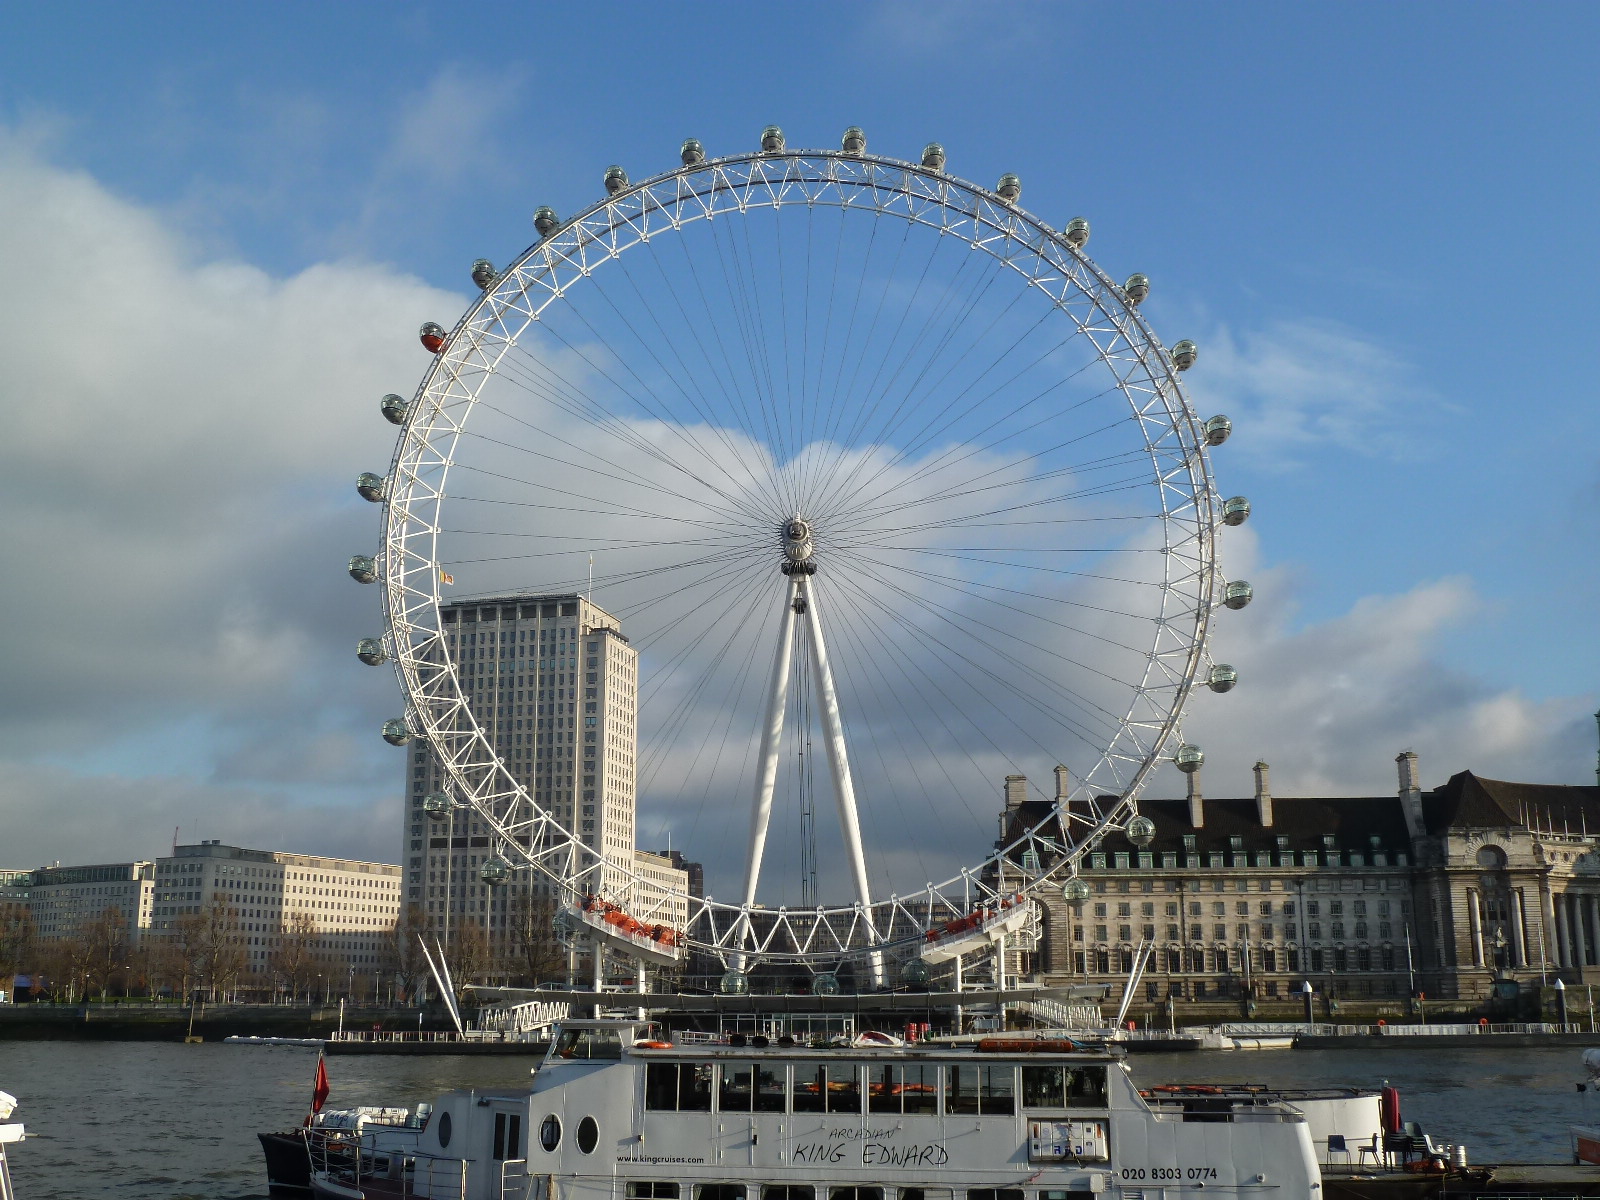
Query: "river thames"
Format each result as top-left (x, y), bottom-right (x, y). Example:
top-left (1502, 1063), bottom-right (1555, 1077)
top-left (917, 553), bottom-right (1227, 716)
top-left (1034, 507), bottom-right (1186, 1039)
top-left (1, 1042), bottom-right (1593, 1199)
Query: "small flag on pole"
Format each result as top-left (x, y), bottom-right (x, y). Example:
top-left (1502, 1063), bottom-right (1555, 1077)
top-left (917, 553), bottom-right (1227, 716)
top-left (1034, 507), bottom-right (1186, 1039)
top-left (305, 1051), bottom-right (330, 1125)
top-left (439, 569), bottom-right (454, 585)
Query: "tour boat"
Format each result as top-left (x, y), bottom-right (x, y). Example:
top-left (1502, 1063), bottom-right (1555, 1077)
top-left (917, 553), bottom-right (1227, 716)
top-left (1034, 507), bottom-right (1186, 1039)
top-left (1572, 1048), bottom-right (1600, 1164)
top-left (0, 1091), bottom-right (24, 1200)
top-left (298, 1018), bottom-right (1325, 1200)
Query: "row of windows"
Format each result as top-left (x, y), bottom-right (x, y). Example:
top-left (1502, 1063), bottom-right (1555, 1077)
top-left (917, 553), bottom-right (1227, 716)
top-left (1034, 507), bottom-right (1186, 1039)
top-left (643, 1062), bottom-right (1106, 1116)
top-left (1078, 921), bottom-right (1399, 942)
top-left (627, 1186), bottom-right (1031, 1200)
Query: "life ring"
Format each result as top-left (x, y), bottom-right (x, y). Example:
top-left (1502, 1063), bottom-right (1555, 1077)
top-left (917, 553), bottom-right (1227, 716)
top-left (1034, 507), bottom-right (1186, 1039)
top-left (634, 1040), bottom-right (673, 1049)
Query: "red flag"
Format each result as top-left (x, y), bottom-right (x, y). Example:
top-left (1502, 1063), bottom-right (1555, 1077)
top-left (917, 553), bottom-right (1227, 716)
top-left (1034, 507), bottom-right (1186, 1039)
top-left (310, 1053), bottom-right (330, 1118)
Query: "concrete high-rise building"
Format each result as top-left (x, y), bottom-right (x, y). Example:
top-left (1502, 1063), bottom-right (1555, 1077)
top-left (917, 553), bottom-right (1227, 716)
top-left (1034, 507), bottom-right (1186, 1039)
top-left (27, 862), bottom-right (155, 946)
top-left (404, 593), bottom-right (681, 946)
top-left (150, 841), bottom-right (401, 978)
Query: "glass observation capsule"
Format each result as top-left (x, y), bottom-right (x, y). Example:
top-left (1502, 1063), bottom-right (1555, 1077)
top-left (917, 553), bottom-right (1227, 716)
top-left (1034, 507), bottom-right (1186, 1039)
top-left (1061, 876), bottom-right (1092, 903)
top-left (419, 322), bottom-right (447, 353)
top-left (680, 137), bottom-right (705, 166)
top-left (479, 856), bottom-right (512, 886)
top-left (533, 206), bottom-right (559, 237)
top-left (760, 125), bottom-right (785, 153)
top-left (1207, 663), bottom-right (1238, 693)
top-left (813, 972), bottom-right (841, 996)
top-left (1221, 495), bottom-right (1251, 527)
top-left (841, 126), bottom-right (866, 155)
top-left (996, 173), bottom-right (1022, 202)
top-left (1223, 580), bottom-right (1254, 610)
top-left (356, 472), bottom-right (386, 503)
top-left (422, 791), bottom-right (452, 821)
top-left (1063, 217), bottom-right (1090, 248)
top-left (719, 969), bottom-right (750, 995)
top-left (470, 259), bottom-right (497, 290)
top-left (380, 393), bottom-right (411, 425)
top-left (381, 718), bottom-right (412, 746)
top-left (1171, 340), bottom-right (1198, 371)
top-left (348, 555), bottom-right (377, 584)
top-left (1124, 274), bottom-right (1150, 306)
top-left (356, 637), bottom-right (388, 666)
top-left (1174, 743), bottom-right (1205, 773)
top-left (1126, 815), bottom-right (1157, 847)
top-left (1204, 414), bottom-right (1232, 446)
top-left (920, 142), bottom-right (946, 170)
top-left (603, 165), bottom-right (629, 195)
top-left (901, 958), bottom-right (931, 986)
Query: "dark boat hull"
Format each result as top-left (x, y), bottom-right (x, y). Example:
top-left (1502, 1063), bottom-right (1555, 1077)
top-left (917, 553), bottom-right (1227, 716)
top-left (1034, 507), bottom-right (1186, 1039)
top-left (260, 1130), bottom-right (311, 1193)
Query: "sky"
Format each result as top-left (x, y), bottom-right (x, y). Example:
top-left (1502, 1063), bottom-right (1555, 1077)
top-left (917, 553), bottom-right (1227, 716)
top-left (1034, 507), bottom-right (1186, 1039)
top-left (0, 2), bottom-right (1596, 895)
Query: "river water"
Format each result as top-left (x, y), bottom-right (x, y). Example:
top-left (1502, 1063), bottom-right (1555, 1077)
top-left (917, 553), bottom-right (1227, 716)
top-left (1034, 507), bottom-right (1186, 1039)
top-left (0, 1041), bottom-right (1593, 1199)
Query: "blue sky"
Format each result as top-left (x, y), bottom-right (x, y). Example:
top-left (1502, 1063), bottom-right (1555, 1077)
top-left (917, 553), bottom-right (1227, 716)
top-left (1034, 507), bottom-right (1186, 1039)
top-left (1, 2), bottom-right (1596, 877)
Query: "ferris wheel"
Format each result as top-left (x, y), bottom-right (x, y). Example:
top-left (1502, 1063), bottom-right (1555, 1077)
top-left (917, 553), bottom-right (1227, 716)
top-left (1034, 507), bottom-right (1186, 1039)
top-left (350, 126), bottom-right (1252, 987)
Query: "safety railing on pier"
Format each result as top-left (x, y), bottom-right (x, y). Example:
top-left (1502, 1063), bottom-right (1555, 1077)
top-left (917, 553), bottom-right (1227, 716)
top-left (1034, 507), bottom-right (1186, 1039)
top-left (1202, 1020), bottom-right (1583, 1038)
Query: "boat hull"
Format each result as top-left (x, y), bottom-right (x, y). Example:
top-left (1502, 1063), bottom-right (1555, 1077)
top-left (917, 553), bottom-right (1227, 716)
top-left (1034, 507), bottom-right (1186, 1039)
top-left (260, 1130), bottom-right (311, 1193)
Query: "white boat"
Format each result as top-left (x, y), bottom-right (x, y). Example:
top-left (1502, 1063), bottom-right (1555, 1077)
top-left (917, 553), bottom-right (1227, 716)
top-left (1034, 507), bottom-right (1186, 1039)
top-left (1572, 1048), bottom-right (1600, 1164)
top-left (301, 1018), bottom-right (1323, 1200)
top-left (0, 1091), bottom-right (25, 1200)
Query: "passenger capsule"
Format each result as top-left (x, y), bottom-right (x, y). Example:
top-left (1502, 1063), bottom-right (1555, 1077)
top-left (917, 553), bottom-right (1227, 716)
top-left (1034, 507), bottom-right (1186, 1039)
top-left (419, 322), bottom-right (447, 353)
top-left (813, 972), bottom-right (841, 996)
top-left (719, 969), bottom-right (750, 995)
top-left (1223, 580), bottom-right (1254, 610)
top-left (1206, 664), bottom-right (1239, 693)
top-left (422, 791), bottom-right (452, 821)
top-left (470, 259), bottom-right (497, 290)
top-left (356, 472), bottom-right (386, 503)
top-left (479, 856), bottom-right (511, 886)
top-left (1123, 274), bottom-right (1150, 306)
top-left (348, 555), bottom-right (377, 584)
top-left (1171, 340), bottom-right (1198, 371)
top-left (1061, 876), bottom-right (1092, 903)
top-left (1221, 495), bottom-right (1251, 527)
top-left (603, 165), bottom-right (629, 195)
top-left (901, 958), bottom-right (931, 986)
top-left (680, 137), bottom-right (705, 166)
top-left (1126, 815), bottom-right (1157, 848)
top-left (1063, 217), bottom-right (1090, 248)
top-left (996, 173), bottom-right (1022, 202)
top-left (381, 718), bottom-right (412, 747)
top-left (1203, 414), bottom-right (1232, 446)
top-left (380, 393), bottom-right (411, 426)
top-left (840, 126), bottom-right (867, 155)
top-left (533, 206), bottom-right (559, 237)
top-left (920, 142), bottom-right (946, 170)
top-left (760, 125), bottom-right (785, 153)
top-left (356, 637), bottom-right (388, 666)
top-left (1174, 743), bottom-right (1204, 773)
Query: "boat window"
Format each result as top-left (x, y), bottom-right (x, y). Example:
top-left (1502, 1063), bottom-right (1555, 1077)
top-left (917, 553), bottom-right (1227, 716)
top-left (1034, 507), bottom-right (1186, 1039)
top-left (722, 1062), bottom-right (785, 1112)
top-left (646, 1062), bottom-right (713, 1111)
top-left (794, 1063), bottom-right (861, 1113)
top-left (538, 1114), bottom-right (559, 1152)
top-left (626, 1185), bottom-right (680, 1199)
top-left (945, 1065), bottom-right (1016, 1116)
top-left (697, 1187), bottom-right (747, 1200)
top-left (898, 1191), bottom-right (951, 1200)
top-left (1021, 1065), bottom-right (1107, 1109)
top-left (966, 1191), bottom-right (1023, 1200)
top-left (763, 1188), bottom-right (816, 1200)
top-left (868, 1064), bottom-right (938, 1115)
top-left (492, 1112), bottom-right (523, 1160)
top-left (829, 1189), bottom-right (883, 1200)
top-left (577, 1116), bottom-right (599, 1154)
top-left (827, 1064), bottom-right (862, 1113)
top-left (552, 1026), bottom-right (624, 1060)
top-left (438, 1110), bottom-right (453, 1148)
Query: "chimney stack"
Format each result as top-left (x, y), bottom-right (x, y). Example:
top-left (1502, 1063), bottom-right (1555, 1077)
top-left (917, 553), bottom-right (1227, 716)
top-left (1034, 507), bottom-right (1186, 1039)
top-left (1005, 775), bottom-right (1028, 811)
top-left (1254, 761), bottom-right (1273, 827)
top-left (1397, 750), bottom-right (1424, 838)
top-left (1187, 765), bottom-right (1204, 829)
top-left (1054, 764), bottom-right (1070, 803)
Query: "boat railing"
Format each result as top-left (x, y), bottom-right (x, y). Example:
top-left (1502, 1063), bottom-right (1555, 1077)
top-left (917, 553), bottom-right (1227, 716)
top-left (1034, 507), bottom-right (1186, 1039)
top-left (328, 1029), bottom-right (547, 1044)
top-left (313, 1133), bottom-right (471, 1200)
top-left (500, 1157), bottom-right (539, 1200)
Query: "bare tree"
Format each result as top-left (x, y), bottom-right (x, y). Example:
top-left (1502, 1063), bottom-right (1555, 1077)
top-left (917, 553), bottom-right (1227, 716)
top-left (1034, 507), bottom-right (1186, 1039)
top-left (82, 906), bottom-right (130, 999)
top-left (502, 891), bottom-right (565, 986)
top-left (382, 904), bottom-right (430, 1004)
top-left (444, 918), bottom-right (490, 996)
top-left (0, 907), bottom-right (33, 993)
top-left (270, 912), bottom-right (319, 1002)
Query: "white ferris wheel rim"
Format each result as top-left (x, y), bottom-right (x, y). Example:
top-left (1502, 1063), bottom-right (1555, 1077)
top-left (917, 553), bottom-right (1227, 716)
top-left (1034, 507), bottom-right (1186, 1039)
top-left (375, 145), bottom-right (1222, 970)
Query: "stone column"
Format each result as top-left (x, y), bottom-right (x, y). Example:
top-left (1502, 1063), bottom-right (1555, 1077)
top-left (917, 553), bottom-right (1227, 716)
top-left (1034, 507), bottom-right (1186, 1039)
top-left (1589, 896), bottom-right (1600, 968)
top-left (1512, 889), bottom-right (1528, 967)
top-left (1542, 884), bottom-right (1560, 971)
top-left (1468, 889), bottom-right (1485, 967)
top-left (1556, 893), bottom-right (1573, 970)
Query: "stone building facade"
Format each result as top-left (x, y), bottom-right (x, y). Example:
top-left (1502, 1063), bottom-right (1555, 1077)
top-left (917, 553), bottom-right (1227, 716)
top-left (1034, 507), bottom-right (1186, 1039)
top-left (998, 751), bottom-right (1600, 1003)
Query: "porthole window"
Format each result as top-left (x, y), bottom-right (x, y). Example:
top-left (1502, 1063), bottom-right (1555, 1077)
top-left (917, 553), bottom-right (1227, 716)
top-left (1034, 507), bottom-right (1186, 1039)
top-left (437, 1111), bottom-right (453, 1148)
top-left (577, 1115), bottom-right (599, 1154)
top-left (540, 1114), bottom-right (561, 1152)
